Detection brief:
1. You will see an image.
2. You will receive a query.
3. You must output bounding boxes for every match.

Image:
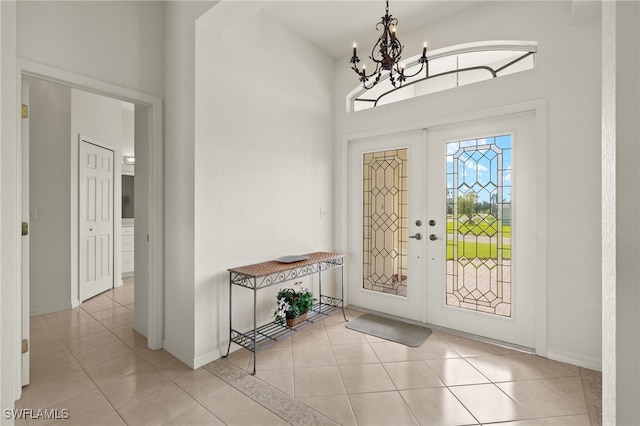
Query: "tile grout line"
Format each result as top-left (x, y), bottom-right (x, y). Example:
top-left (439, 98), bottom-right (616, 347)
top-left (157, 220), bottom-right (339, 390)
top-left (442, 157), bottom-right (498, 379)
top-left (80, 289), bottom-right (140, 425)
top-left (39, 297), bottom-right (131, 425)
top-left (29, 291), bottom-right (602, 426)
top-left (47, 284), bottom-right (160, 425)
top-left (324, 319), bottom-right (359, 425)
top-left (74, 288), bottom-right (204, 426)
top-left (374, 331), bottom-right (478, 426)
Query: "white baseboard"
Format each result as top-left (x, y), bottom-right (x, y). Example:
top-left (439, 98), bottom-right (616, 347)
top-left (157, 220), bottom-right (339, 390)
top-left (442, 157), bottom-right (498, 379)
top-left (193, 350), bottom-right (221, 370)
top-left (30, 302), bottom-right (74, 317)
top-left (162, 339), bottom-right (223, 370)
top-left (547, 350), bottom-right (602, 372)
top-left (162, 340), bottom-right (195, 368)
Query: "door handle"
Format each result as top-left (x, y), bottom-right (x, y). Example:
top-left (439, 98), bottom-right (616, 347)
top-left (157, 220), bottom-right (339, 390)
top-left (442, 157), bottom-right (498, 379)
top-left (409, 233), bottom-right (422, 240)
top-left (429, 234), bottom-right (440, 241)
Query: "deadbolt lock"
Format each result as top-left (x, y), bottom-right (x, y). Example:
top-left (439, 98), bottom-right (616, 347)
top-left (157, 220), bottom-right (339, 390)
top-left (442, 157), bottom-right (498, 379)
top-left (429, 219), bottom-right (436, 226)
top-left (21, 222), bottom-right (28, 236)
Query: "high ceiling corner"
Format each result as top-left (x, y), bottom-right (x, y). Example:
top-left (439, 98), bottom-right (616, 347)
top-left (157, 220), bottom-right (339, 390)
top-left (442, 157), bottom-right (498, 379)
top-left (261, 1), bottom-right (481, 59)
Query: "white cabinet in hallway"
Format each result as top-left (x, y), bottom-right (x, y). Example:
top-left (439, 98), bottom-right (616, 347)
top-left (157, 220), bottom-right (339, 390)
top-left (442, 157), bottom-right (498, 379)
top-left (122, 221), bottom-right (134, 277)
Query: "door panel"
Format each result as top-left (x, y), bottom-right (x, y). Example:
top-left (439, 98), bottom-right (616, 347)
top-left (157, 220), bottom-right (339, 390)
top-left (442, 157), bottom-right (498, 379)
top-left (79, 140), bottom-right (114, 301)
top-left (348, 131), bottom-right (426, 322)
top-left (426, 113), bottom-right (536, 348)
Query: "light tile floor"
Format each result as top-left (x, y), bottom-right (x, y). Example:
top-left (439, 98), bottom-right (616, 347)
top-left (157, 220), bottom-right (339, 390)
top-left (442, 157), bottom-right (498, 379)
top-left (16, 278), bottom-right (601, 425)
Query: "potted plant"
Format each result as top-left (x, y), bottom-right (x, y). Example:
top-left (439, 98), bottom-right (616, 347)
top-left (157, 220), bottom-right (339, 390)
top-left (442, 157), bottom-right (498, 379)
top-left (273, 282), bottom-right (315, 327)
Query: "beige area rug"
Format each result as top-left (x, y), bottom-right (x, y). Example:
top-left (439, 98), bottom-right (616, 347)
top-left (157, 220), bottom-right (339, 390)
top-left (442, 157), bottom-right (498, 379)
top-left (345, 313), bottom-right (432, 347)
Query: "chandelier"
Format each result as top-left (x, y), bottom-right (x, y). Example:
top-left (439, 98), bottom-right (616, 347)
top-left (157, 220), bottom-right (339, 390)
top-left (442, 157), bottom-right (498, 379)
top-left (350, 0), bottom-right (427, 89)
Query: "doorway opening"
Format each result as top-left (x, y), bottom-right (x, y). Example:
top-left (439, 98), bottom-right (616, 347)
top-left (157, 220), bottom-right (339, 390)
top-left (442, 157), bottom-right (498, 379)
top-left (19, 60), bottom-right (164, 386)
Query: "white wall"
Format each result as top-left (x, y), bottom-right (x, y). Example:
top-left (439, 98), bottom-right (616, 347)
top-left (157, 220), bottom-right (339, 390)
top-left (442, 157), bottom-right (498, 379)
top-left (121, 103), bottom-right (135, 159)
top-left (29, 79), bottom-right (72, 315)
top-left (193, 6), bottom-right (335, 367)
top-left (17, 1), bottom-right (164, 98)
top-left (133, 105), bottom-right (150, 337)
top-left (335, 1), bottom-right (602, 369)
top-left (615, 2), bottom-right (640, 423)
top-left (72, 90), bottom-right (125, 146)
top-left (162, 0), bottom-right (215, 367)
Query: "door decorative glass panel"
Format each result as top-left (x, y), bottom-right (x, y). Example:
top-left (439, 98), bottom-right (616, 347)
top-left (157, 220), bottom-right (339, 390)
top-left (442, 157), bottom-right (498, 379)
top-left (362, 148), bottom-right (408, 297)
top-left (446, 136), bottom-right (512, 316)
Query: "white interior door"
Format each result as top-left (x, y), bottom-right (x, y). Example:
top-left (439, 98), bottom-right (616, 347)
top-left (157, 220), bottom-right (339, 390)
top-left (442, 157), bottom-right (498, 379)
top-left (348, 130), bottom-right (427, 322)
top-left (425, 112), bottom-right (538, 349)
top-left (79, 139), bottom-right (115, 301)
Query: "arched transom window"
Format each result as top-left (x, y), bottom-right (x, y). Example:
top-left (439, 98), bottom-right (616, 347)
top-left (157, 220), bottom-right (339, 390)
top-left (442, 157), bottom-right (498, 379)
top-left (347, 40), bottom-right (537, 112)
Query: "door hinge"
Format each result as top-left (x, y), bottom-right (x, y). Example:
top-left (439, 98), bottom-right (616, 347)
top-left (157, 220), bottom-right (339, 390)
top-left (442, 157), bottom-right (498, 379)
top-left (21, 104), bottom-right (28, 119)
top-left (22, 339), bottom-right (28, 354)
top-left (21, 222), bottom-right (28, 236)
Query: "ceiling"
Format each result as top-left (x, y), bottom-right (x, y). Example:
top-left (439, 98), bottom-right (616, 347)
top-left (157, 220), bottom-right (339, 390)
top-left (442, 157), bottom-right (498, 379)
top-left (261, 1), bottom-right (482, 59)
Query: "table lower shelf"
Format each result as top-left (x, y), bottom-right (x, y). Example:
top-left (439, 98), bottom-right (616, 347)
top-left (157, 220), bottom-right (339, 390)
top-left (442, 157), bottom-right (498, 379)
top-left (230, 299), bottom-right (344, 353)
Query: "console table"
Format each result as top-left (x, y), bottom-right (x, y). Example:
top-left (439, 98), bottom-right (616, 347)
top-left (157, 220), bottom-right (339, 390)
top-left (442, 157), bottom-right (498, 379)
top-left (224, 252), bottom-right (347, 374)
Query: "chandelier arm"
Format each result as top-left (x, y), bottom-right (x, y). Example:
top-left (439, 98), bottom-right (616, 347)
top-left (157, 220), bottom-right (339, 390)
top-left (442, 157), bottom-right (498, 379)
top-left (352, 62), bottom-right (383, 79)
top-left (354, 63), bottom-right (386, 90)
top-left (397, 61), bottom-right (427, 79)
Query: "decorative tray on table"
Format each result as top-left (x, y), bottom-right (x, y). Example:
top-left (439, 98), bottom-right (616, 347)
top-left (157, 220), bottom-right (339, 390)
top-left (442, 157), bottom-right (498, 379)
top-left (275, 255), bottom-right (310, 263)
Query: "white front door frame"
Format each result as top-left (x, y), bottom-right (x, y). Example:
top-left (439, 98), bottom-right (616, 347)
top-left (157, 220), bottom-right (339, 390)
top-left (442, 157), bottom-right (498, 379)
top-left (18, 59), bottom-right (164, 350)
top-left (339, 100), bottom-right (548, 356)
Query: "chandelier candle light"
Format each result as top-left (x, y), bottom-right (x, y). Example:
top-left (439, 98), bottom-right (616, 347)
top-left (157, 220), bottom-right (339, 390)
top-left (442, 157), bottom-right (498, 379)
top-left (350, 0), bottom-right (428, 89)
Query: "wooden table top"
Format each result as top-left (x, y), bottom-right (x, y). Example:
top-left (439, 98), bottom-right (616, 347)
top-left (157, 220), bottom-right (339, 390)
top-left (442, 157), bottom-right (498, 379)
top-left (227, 252), bottom-right (344, 278)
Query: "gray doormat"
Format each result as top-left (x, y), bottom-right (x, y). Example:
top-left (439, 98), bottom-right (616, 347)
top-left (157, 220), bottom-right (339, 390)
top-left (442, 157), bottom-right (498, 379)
top-left (345, 313), bottom-right (432, 347)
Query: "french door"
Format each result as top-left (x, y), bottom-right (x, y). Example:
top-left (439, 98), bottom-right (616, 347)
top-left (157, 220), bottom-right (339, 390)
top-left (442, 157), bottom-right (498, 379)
top-left (425, 113), bottom-right (537, 348)
top-left (348, 130), bottom-right (426, 321)
top-left (348, 112), bottom-right (538, 349)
